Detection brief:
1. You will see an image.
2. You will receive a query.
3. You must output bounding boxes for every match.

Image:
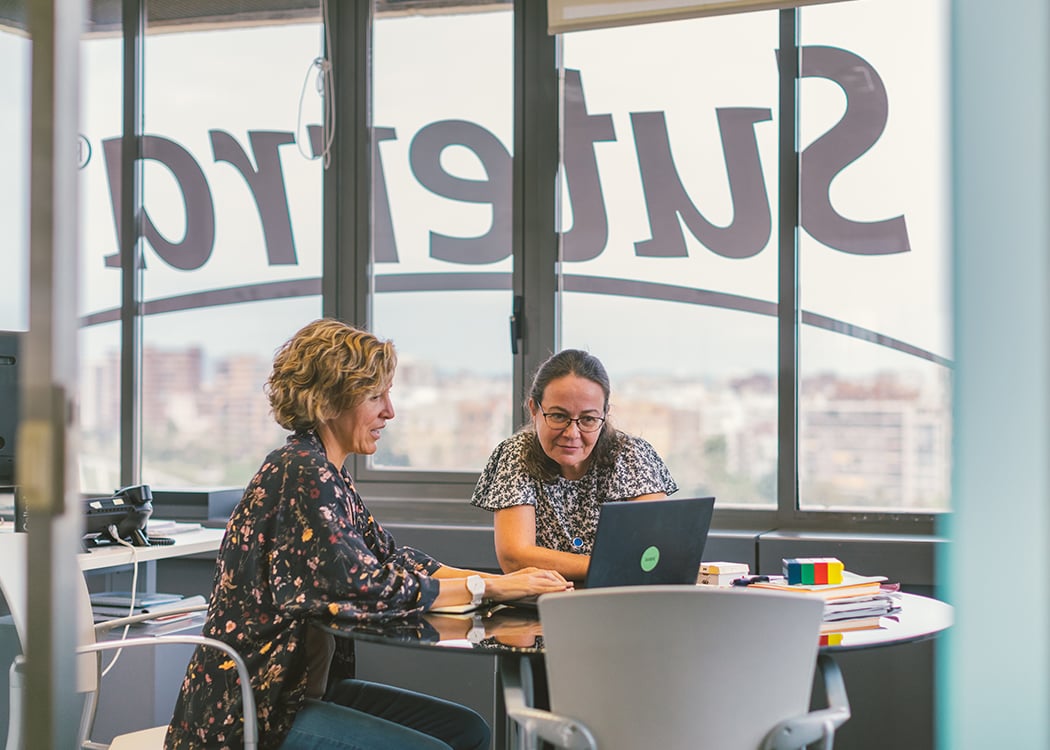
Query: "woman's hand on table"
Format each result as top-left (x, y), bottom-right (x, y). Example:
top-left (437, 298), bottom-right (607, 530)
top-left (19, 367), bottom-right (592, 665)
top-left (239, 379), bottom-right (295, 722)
top-left (485, 566), bottom-right (572, 602)
top-left (430, 565), bottom-right (570, 610)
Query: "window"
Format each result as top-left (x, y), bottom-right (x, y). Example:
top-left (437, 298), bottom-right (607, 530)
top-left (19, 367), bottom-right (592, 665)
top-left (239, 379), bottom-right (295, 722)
top-left (559, 13), bottom-right (781, 507)
top-left (79, 29), bottom-right (124, 492)
top-left (139, 12), bottom-right (324, 486)
top-left (369, 2), bottom-right (515, 474)
top-left (798, 0), bottom-right (951, 512)
top-left (0, 20), bottom-right (29, 333)
top-left (552, 1), bottom-right (950, 518)
top-left (76, 4), bottom-right (326, 490)
top-left (79, 0), bottom-right (950, 525)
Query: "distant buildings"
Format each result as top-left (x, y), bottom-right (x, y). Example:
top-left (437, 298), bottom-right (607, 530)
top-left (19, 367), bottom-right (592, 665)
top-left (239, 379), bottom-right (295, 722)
top-left (78, 347), bottom-right (951, 511)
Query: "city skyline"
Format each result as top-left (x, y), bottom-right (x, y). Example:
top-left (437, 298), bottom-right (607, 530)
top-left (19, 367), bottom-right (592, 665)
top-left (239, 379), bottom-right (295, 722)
top-left (79, 343), bottom-right (951, 513)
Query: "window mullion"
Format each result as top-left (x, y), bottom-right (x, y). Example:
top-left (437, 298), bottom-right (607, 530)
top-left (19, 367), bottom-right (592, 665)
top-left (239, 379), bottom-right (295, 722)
top-left (776, 7), bottom-right (800, 521)
top-left (513, 0), bottom-right (559, 432)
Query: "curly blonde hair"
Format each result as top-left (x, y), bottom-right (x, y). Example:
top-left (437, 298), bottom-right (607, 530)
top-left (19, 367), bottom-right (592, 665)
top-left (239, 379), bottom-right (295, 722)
top-left (266, 318), bottom-right (397, 432)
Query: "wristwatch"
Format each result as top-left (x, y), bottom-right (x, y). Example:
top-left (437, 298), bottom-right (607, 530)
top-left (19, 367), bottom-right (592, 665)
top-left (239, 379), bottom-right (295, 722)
top-left (466, 575), bottom-right (486, 607)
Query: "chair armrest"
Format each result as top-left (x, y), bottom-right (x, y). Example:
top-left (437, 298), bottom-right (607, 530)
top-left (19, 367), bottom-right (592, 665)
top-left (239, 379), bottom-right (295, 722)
top-left (93, 602), bottom-right (209, 636)
top-left (761, 654), bottom-right (851, 750)
top-left (505, 705), bottom-right (597, 750)
top-left (77, 635), bottom-right (258, 750)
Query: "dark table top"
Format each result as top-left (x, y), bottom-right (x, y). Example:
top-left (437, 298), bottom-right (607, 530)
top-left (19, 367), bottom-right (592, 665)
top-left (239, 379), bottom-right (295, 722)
top-left (318, 591), bottom-right (952, 657)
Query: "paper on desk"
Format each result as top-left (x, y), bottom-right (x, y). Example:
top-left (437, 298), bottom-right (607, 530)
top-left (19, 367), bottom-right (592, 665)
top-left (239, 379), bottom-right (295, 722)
top-left (147, 520), bottom-right (204, 535)
top-left (429, 602), bottom-right (483, 615)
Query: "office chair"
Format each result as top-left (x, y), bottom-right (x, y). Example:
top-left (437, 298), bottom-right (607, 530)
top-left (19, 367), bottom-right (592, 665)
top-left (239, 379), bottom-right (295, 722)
top-left (0, 532), bottom-right (257, 749)
top-left (505, 585), bottom-right (850, 750)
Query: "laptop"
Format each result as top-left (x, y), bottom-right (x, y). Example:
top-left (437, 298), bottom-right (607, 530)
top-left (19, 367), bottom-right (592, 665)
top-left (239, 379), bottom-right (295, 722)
top-left (503, 495), bottom-right (716, 609)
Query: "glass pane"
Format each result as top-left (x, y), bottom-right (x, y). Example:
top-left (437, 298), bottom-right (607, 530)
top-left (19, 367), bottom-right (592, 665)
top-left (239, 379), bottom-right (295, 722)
top-left (370, 2), bottom-right (514, 472)
top-left (560, 13), bottom-right (780, 508)
top-left (79, 322), bottom-right (121, 492)
top-left (798, 0), bottom-right (951, 512)
top-left (140, 301), bottom-right (316, 486)
top-left (0, 23), bottom-right (28, 334)
top-left (0, 15), bottom-right (28, 501)
top-left (79, 30), bottom-right (123, 493)
top-left (140, 6), bottom-right (324, 488)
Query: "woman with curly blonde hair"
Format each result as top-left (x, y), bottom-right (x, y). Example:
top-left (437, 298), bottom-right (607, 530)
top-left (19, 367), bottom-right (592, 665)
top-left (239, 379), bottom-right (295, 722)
top-left (166, 318), bottom-right (569, 750)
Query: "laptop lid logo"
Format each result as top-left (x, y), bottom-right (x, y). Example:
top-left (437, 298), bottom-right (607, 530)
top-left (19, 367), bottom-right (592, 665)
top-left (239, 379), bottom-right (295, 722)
top-left (640, 546), bottom-right (660, 572)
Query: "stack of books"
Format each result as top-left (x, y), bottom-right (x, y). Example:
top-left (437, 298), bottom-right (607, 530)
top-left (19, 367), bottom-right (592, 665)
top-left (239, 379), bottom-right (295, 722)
top-left (745, 571), bottom-right (888, 600)
top-left (743, 571), bottom-right (901, 634)
top-left (820, 592), bottom-right (901, 634)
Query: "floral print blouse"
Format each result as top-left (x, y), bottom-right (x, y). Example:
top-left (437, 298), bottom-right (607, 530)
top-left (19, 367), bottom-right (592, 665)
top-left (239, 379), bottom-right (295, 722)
top-left (470, 430), bottom-right (677, 554)
top-left (164, 430), bottom-right (441, 750)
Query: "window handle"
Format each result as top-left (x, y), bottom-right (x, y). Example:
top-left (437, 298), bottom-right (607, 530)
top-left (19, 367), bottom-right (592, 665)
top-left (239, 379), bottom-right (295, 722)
top-left (509, 295), bottom-right (524, 355)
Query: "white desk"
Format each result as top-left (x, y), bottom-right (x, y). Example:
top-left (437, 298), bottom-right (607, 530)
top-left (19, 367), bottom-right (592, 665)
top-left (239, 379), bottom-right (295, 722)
top-left (0, 522), bottom-right (225, 571)
top-left (77, 526), bottom-right (225, 571)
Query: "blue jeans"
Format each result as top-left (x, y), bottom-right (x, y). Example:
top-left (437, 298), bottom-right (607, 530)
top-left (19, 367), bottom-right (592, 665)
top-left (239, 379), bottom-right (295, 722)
top-left (279, 679), bottom-right (491, 750)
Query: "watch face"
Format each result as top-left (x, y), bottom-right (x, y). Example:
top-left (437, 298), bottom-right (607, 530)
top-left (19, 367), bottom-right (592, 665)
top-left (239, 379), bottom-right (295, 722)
top-left (468, 575), bottom-right (485, 596)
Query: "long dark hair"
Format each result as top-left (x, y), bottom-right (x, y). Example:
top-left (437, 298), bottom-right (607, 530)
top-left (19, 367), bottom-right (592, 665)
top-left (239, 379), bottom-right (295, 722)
top-left (522, 349), bottom-right (621, 483)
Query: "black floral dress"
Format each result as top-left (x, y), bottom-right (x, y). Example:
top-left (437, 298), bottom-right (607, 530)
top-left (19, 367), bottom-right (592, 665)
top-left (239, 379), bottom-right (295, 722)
top-left (164, 430), bottom-right (441, 750)
top-left (470, 430), bottom-right (677, 554)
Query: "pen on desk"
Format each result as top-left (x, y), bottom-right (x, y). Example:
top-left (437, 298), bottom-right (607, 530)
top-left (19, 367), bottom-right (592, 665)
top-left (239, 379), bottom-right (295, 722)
top-left (731, 575), bottom-right (770, 587)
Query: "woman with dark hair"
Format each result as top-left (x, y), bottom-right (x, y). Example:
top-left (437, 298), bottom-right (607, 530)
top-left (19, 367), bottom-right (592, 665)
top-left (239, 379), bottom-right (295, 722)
top-left (471, 349), bottom-right (677, 582)
top-left (165, 319), bottom-right (570, 750)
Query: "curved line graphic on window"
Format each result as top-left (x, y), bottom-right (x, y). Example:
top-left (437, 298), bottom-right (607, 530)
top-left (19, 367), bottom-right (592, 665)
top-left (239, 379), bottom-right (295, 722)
top-left (78, 272), bottom-right (950, 368)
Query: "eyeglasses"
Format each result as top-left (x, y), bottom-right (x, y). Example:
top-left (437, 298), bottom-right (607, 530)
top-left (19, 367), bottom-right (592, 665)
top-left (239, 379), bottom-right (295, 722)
top-left (538, 406), bottom-right (606, 433)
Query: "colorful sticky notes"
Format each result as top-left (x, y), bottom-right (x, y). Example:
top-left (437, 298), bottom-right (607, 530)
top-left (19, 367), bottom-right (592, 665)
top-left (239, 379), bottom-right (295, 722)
top-left (783, 557), bottom-right (844, 585)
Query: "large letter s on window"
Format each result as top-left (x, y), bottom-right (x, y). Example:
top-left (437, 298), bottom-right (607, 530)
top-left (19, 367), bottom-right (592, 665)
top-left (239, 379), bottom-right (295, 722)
top-left (796, 45), bottom-right (910, 256)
